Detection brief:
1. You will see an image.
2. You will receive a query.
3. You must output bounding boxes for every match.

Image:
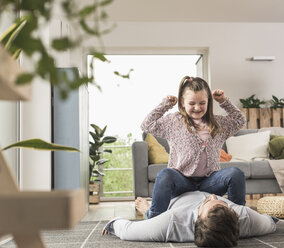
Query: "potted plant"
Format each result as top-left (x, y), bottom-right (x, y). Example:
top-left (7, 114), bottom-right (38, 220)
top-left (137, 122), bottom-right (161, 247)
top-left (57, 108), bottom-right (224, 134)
top-left (239, 94), bottom-right (266, 108)
top-left (89, 124), bottom-right (117, 204)
top-left (239, 94), bottom-right (267, 129)
top-left (269, 95), bottom-right (284, 127)
top-left (270, 95), bottom-right (284, 109)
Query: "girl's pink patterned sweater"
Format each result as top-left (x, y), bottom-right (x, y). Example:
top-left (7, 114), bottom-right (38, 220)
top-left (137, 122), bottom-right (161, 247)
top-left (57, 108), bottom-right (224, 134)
top-left (141, 98), bottom-right (246, 177)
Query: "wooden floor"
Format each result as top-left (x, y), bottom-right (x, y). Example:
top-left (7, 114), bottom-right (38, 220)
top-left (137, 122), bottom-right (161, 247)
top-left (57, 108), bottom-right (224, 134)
top-left (82, 198), bottom-right (259, 221)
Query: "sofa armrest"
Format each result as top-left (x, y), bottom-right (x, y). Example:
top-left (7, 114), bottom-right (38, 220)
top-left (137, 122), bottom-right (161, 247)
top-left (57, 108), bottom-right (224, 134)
top-left (132, 141), bottom-right (149, 198)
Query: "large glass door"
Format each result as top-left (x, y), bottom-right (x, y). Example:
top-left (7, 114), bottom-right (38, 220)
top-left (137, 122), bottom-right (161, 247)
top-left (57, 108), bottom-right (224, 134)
top-left (88, 54), bottom-right (203, 200)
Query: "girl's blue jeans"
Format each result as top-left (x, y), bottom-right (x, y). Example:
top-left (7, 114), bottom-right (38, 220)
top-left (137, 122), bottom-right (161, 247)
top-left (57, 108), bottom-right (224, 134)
top-left (146, 167), bottom-right (246, 219)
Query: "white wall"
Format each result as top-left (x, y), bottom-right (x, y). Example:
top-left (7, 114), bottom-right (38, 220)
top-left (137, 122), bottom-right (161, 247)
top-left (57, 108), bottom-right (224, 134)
top-left (21, 79), bottom-right (52, 190)
top-left (93, 21), bottom-right (284, 114)
top-left (20, 23), bottom-right (52, 190)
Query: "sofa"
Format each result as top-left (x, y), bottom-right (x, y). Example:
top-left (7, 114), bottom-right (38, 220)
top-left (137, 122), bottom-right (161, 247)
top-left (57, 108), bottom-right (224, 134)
top-left (132, 129), bottom-right (282, 198)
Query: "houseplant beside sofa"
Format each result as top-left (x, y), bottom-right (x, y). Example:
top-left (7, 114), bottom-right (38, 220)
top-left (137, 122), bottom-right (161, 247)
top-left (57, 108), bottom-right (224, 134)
top-left (132, 129), bottom-right (282, 198)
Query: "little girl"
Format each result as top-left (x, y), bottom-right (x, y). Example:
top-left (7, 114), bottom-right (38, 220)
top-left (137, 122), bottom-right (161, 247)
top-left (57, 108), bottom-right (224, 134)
top-left (136, 76), bottom-right (246, 219)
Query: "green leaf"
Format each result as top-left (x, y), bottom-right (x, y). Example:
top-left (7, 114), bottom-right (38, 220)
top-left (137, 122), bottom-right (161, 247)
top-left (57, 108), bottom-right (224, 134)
top-left (79, 19), bottom-right (99, 35)
top-left (89, 131), bottom-right (100, 142)
top-left (51, 37), bottom-right (78, 51)
top-left (37, 54), bottom-right (56, 79)
top-left (15, 73), bottom-right (34, 85)
top-left (101, 125), bottom-right (107, 136)
top-left (90, 154), bottom-right (100, 162)
top-left (78, 4), bottom-right (98, 18)
top-left (90, 51), bottom-right (110, 62)
top-left (3, 139), bottom-right (80, 152)
top-left (13, 48), bottom-right (22, 59)
top-left (61, 0), bottom-right (74, 17)
top-left (89, 157), bottom-right (94, 166)
top-left (100, 10), bottom-right (108, 20)
top-left (20, 0), bottom-right (52, 19)
top-left (272, 95), bottom-right (279, 102)
top-left (92, 169), bottom-right (105, 176)
top-left (90, 143), bottom-right (100, 153)
top-left (102, 136), bottom-right (117, 143)
top-left (91, 124), bottom-right (102, 135)
top-left (0, 15), bottom-right (29, 51)
top-left (248, 94), bottom-right (255, 100)
top-left (97, 158), bottom-right (109, 165)
top-left (114, 69), bottom-right (134, 79)
top-left (103, 149), bottom-right (112, 153)
top-left (20, 37), bottom-right (44, 56)
top-left (99, 0), bottom-right (114, 7)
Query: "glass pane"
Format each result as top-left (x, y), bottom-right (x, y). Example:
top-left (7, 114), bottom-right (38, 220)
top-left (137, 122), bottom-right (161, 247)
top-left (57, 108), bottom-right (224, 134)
top-left (102, 145), bottom-right (133, 197)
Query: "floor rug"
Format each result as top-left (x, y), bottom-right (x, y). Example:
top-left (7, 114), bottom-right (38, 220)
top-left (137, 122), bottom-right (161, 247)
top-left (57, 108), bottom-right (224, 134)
top-left (2, 220), bottom-right (284, 248)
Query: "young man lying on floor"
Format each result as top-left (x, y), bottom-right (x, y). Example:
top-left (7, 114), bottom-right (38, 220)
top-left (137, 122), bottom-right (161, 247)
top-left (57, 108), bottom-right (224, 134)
top-left (102, 191), bottom-right (278, 247)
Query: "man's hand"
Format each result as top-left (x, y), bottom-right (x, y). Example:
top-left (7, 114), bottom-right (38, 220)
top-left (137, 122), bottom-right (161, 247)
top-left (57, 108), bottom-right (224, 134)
top-left (212, 89), bottom-right (226, 103)
top-left (167, 95), bottom-right (178, 106)
top-left (102, 228), bottom-right (110, 235)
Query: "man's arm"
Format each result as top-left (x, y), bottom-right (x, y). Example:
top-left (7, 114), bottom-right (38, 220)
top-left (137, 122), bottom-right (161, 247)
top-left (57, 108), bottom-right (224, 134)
top-left (102, 211), bottom-right (172, 242)
top-left (239, 207), bottom-right (277, 238)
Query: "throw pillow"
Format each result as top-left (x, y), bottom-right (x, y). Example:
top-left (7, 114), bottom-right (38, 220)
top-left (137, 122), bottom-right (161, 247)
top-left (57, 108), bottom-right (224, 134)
top-left (269, 135), bottom-right (284, 159)
top-left (259, 127), bottom-right (284, 136)
top-left (226, 130), bottom-right (271, 161)
top-left (145, 134), bottom-right (169, 164)
top-left (220, 149), bottom-right (232, 162)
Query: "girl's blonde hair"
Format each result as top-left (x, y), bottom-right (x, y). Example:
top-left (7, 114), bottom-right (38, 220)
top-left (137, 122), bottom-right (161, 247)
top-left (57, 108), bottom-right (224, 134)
top-left (177, 76), bottom-right (220, 138)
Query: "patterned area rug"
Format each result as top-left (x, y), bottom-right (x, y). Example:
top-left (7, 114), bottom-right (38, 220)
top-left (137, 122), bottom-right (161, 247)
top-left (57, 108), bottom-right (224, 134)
top-left (2, 220), bottom-right (284, 248)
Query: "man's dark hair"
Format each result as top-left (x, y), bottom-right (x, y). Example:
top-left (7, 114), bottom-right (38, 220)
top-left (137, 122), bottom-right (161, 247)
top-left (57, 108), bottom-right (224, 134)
top-left (194, 205), bottom-right (239, 247)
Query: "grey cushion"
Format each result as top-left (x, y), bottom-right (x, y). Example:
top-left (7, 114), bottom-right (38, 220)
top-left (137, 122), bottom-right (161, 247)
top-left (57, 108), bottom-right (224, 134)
top-left (246, 179), bottom-right (281, 194)
top-left (148, 183), bottom-right (155, 197)
top-left (220, 161), bottom-right (251, 179)
top-left (148, 163), bottom-right (167, 182)
top-left (234, 129), bottom-right (258, 136)
top-left (250, 160), bottom-right (275, 179)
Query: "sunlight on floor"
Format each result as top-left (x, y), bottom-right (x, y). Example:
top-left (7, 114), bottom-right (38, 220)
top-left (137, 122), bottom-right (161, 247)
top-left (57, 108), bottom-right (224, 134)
top-left (82, 201), bottom-right (143, 221)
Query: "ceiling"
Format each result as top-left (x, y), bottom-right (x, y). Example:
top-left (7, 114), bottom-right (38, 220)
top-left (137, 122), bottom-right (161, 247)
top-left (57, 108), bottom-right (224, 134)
top-left (107, 0), bottom-right (284, 23)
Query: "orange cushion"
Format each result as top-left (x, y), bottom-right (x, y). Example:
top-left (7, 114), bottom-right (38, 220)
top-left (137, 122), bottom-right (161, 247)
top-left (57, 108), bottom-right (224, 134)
top-left (220, 149), bottom-right (232, 162)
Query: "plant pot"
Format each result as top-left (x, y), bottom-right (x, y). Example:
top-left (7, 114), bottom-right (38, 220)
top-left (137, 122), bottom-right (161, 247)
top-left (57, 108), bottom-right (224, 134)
top-left (89, 183), bottom-right (100, 204)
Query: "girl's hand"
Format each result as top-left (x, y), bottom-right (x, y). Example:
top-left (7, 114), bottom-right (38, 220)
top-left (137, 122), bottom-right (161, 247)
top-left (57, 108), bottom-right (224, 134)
top-left (212, 89), bottom-right (226, 103)
top-left (167, 95), bottom-right (177, 106)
